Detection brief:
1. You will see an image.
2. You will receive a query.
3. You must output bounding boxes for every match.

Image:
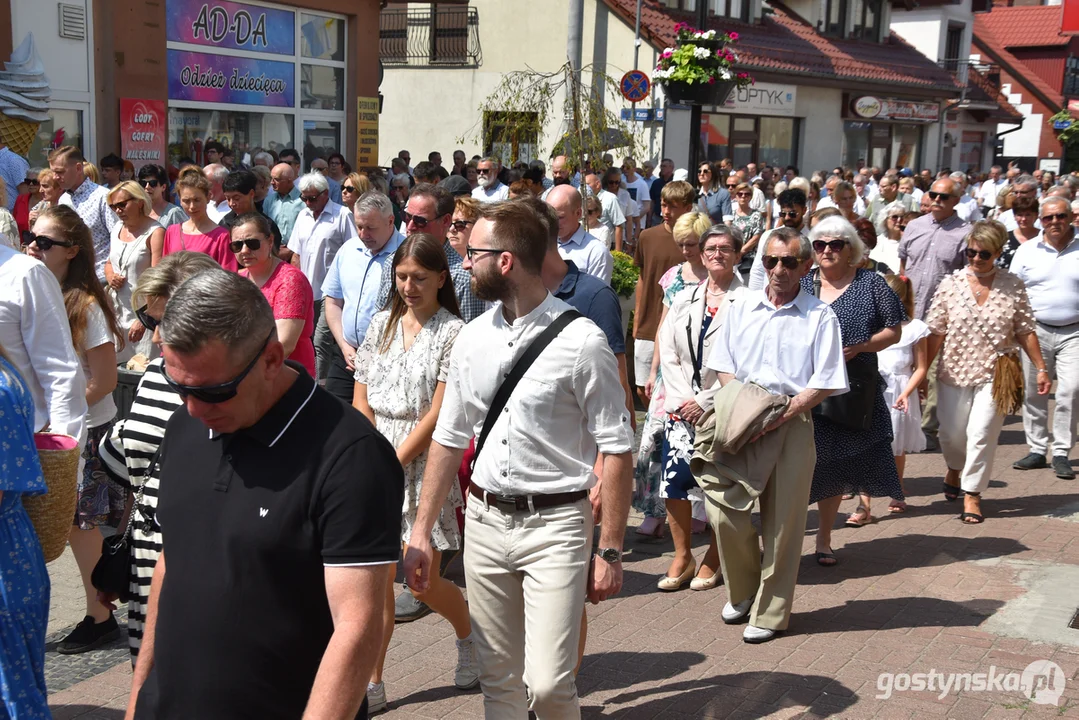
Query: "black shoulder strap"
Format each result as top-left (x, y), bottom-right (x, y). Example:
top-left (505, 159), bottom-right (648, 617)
top-left (472, 310), bottom-right (582, 469)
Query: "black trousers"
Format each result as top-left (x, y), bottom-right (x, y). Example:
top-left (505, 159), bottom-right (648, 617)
top-left (325, 346), bottom-right (356, 405)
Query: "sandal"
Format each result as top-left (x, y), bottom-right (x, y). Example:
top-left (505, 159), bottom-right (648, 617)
top-left (888, 501), bottom-right (908, 514)
top-left (958, 512), bottom-right (984, 524)
top-left (844, 506), bottom-right (872, 527)
top-left (942, 482), bottom-right (962, 502)
top-left (635, 517), bottom-right (665, 538)
top-left (816, 550), bottom-right (838, 567)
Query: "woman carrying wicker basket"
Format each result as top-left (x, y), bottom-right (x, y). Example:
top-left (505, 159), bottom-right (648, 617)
top-left (926, 220), bottom-right (1051, 524)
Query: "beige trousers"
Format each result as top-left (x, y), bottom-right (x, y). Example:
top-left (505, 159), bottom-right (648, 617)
top-left (704, 412), bottom-right (815, 631)
top-left (463, 493), bottom-right (592, 719)
top-left (937, 381), bottom-right (1005, 494)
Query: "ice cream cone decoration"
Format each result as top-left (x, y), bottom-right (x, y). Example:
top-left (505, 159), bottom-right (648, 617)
top-left (0, 34), bottom-right (50, 157)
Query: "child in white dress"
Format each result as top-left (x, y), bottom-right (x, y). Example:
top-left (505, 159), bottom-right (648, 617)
top-left (879, 274), bottom-right (931, 513)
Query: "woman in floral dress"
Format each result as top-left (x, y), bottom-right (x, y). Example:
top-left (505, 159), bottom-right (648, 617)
top-left (352, 233), bottom-right (476, 712)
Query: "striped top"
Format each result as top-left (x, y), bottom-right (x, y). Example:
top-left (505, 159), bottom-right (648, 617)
top-left (99, 358), bottom-right (183, 657)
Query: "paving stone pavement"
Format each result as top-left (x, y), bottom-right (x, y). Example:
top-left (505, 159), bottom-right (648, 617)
top-left (46, 411), bottom-right (1079, 718)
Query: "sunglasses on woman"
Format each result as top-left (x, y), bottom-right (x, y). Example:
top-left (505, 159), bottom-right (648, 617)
top-left (135, 305), bottom-right (159, 332)
top-left (24, 178), bottom-right (39, 187)
top-left (762, 255), bottom-right (802, 270)
top-left (812, 239), bottom-right (847, 253)
top-left (965, 248), bottom-right (993, 261)
top-left (450, 219), bottom-right (474, 232)
top-left (342, 185), bottom-right (356, 193)
top-left (161, 332), bottom-right (273, 404)
top-left (229, 238), bottom-right (263, 253)
top-left (21, 231), bottom-right (73, 251)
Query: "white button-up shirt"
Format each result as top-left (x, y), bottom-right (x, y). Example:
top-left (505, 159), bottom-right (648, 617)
top-left (59, 179), bottom-right (118, 280)
top-left (977, 178), bottom-right (1006, 208)
top-left (472, 182), bottom-right (510, 204)
top-left (558, 226), bottom-right (613, 284)
top-left (0, 245), bottom-right (87, 441)
top-left (433, 293), bottom-right (634, 495)
top-left (706, 289), bottom-right (848, 397)
top-left (288, 200), bottom-right (358, 301)
top-left (1009, 233), bottom-right (1079, 327)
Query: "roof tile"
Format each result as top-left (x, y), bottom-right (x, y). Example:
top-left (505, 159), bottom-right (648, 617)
top-left (975, 6), bottom-right (1068, 49)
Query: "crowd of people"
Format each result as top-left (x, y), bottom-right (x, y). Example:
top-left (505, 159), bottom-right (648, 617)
top-left (0, 135), bottom-right (1075, 720)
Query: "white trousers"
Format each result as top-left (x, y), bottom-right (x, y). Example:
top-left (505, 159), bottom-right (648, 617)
top-left (463, 493), bottom-right (592, 719)
top-left (937, 382), bottom-right (1005, 494)
top-left (1022, 321), bottom-right (1079, 458)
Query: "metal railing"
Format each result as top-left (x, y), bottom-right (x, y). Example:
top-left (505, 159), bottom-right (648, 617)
top-left (939, 59), bottom-right (1002, 103)
top-left (379, 7), bottom-right (482, 67)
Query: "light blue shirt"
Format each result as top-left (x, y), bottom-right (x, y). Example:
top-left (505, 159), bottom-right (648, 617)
top-left (558, 226), bottom-right (613, 285)
top-left (321, 229), bottom-right (405, 347)
top-left (0, 147), bottom-right (28, 211)
top-left (263, 186), bottom-right (303, 245)
top-left (327, 176), bottom-right (343, 205)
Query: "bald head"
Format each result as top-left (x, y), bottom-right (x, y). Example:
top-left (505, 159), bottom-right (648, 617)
top-left (551, 155), bottom-right (572, 186)
top-left (546, 184), bottom-right (584, 240)
top-left (270, 162), bottom-right (296, 195)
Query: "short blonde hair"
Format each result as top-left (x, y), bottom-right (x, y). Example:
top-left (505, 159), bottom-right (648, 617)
top-left (82, 161), bottom-right (101, 184)
top-left (454, 195), bottom-right (481, 221)
top-left (345, 172), bottom-right (370, 195)
top-left (673, 210), bottom-right (712, 244)
top-left (107, 180), bottom-right (153, 217)
top-left (966, 220), bottom-right (1007, 255)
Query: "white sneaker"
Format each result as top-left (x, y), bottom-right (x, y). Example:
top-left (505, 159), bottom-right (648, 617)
top-left (721, 597), bottom-right (753, 624)
top-left (455, 636), bottom-right (481, 690)
top-left (743, 625), bottom-right (776, 643)
top-left (367, 681), bottom-right (387, 714)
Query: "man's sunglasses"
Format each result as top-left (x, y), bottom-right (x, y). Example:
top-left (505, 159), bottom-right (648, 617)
top-left (450, 219), bottom-right (474, 232)
top-left (762, 255), bottom-right (802, 270)
top-left (927, 191), bottom-right (954, 201)
top-left (342, 185), bottom-right (356, 193)
top-left (726, 184), bottom-right (738, 190)
top-left (477, 169), bottom-right (493, 175)
top-left (229, 238), bottom-right (262, 253)
top-left (135, 305), bottom-right (159, 332)
top-left (301, 191), bottom-right (325, 204)
top-left (965, 248), bottom-right (994, 261)
top-left (141, 179), bottom-right (160, 189)
top-left (778, 210), bottom-right (801, 219)
top-left (1040, 213), bottom-right (1069, 223)
top-left (162, 332), bottom-right (273, 404)
top-left (21, 231), bottom-right (72, 251)
top-left (404, 211), bottom-right (444, 228)
top-left (812, 239), bottom-right (847, 254)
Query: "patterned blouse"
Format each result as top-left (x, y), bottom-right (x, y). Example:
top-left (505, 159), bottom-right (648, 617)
top-left (925, 268), bottom-right (1036, 387)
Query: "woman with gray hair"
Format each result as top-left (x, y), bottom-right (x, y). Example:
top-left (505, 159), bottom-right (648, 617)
top-left (96, 251), bottom-right (222, 660)
top-left (871, 201), bottom-right (908, 271)
top-left (801, 216), bottom-right (906, 565)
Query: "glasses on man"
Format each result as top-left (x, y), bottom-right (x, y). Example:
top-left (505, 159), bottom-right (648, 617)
top-left (761, 255), bottom-right (802, 270)
top-left (301, 191), bottom-right (326, 204)
top-left (965, 248), bottom-right (994, 261)
top-left (162, 332), bottom-right (273, 404)
top-left (778, 210), bottom-right (801, 219)
top-left (404, 211), bottom-right (442, 228)
top-left (927, 191), bottom-right (954, 201)
top-left (465, 245), bottom-right (510, 260)
top-left (812, 239), bottom-right (848, 254)
top-left (477, 168), bottom-right (493, 175)
top-left (229, 238), bottom-right (263, 253)
top-left (21, 231), bottom-right (73, 251)
top-left (141, 179), bottom-right (160, 189)
top-left (1040, 212), bottom-right (1070, 223)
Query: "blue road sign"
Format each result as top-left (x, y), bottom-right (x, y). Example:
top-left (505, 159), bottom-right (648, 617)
top-left (620, 70), bottom-right (651, 103)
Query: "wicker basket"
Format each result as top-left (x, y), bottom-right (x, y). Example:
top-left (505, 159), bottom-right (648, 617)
top-left (23, 433), bottom-right (79, 563)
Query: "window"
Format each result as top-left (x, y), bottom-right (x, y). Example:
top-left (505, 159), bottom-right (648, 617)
top-left (663, 0), bottom-right (698, 9)
top-left (851, 0), bottom-right (882, 41)
top-left (379, 6), bottom-right (482, 66)
top-left (301, 14), bottom-right (345, 61)
top-left (703, 113), bottom-right (799, 168)
top-left (714, 0), bottom-right (750, 22)
top-left (944, 24), bottom-right (964, 69)
top-left (484, 111), bottom-right (538, 164)
top-left (824, 0), bottom-right (848, 36)
top-left (168, 110), bottom-right (295, 166)
top-left (27, 109), bottom-right (83, 169)
top-left (301, 65), bottom-right (344, 110)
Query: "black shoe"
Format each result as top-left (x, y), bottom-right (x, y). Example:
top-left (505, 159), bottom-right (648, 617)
top-left (57, 614), bottom-right (120, 654)
top-left (394, 590), bottom-right (432, 623)
top-left (1053, 456), bottom-right (1076, 480)
top-left (1013, 452), bottom-right (1048, 470)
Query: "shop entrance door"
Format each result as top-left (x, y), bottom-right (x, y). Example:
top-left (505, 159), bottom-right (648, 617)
top-left (869, 125), bottom-right (891, 169)
top-left (730, 117), bottom-right (758, 168)
top-left (302, 118), bottom-right (342, 170)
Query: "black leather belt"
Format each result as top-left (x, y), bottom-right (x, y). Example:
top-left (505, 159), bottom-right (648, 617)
top-left (1038, 320), bottom-right (1079, 329)
top-left (469, 483), bottom-right (588, 512)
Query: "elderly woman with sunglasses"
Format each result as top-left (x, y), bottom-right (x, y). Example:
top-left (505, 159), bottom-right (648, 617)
top-left (105, 181), bottom-right (166, 362)
top-left (655, 224), bottom-right (746, 591)
top-left (136, 164), bottom-right (187, 229)
top-left (14, 168), bottom-right (43, 235)
top-left (925, 221), bottom-right (1050, 524)
top-left (97, 251), bottom-right (222, 660)
top-left (233, 213), bottom-right (316, 377)
top-left (446, 195), bottom-right (479, 262)
top-left (799, 216), bottom-right (906, 566)
top-left (871, 201), bottom-right (908, 272)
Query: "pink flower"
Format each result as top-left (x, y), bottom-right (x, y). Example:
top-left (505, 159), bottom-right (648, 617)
top-left (729, 31), bottom-right (740, 41)
top-left (661, 49), bottom-right (673, 59)
top-left (708, 76), bottom-right (716, 84)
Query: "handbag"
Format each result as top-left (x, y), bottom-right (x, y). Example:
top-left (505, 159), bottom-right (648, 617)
top-left (963, 288), bottom-right (1025, 416)
top-left (23, 433), bottom-right (80, 563)
top-left (809, 270), bottom-right (879, 431)
top-left (471, 310), bottom-right (581, 469)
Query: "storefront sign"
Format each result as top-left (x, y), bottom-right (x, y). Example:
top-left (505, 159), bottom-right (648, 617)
top-left (167, 49), bottom-right (294, 107)
top-left (120, 98), bottom-right (167, 170)
top-left (356, 96), bottom-right (379, 169)
top-left (851, 96), bottom-right (939, 123)
top-left (720, 83), bottom-right (797, 116)
top-left (166, 0), bottom-right (295, 55)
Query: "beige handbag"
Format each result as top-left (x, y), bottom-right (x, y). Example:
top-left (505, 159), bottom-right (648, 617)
top-left (23, 433), bottom-right (80, 563)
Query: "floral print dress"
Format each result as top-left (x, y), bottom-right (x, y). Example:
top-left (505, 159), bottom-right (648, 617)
top-left (355, 307), bottom-right (465, 550)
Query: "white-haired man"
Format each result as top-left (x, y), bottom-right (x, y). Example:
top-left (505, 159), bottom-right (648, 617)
top-left (472, 157), bottom-right (509, 203)
top-left (203, 163), bottom-right (231, 222)
top-left (283, 172), bottom-right (358, 381)
top-left (950, 172), bottom-right (983, 223)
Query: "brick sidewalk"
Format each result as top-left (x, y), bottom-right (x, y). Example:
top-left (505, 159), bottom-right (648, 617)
top-left (48, 413), bottom-right (1079, 718)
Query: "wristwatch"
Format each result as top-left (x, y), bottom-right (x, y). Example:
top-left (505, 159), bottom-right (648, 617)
top-left (595, 547), bottom-right (622, 563)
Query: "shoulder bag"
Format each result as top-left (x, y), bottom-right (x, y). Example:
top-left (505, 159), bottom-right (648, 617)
top-left (471, 310), bottom-right (581, 469)
top-left (810, 270), bottom-right (879, 431)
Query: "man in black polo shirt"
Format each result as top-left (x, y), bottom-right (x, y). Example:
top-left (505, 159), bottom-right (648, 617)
top-left (219, 169), bottom-right (284, 250)
top-left (126, 270), bottom-right (402, 720)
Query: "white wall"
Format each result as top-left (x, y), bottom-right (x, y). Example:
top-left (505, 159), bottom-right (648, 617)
top-left (890, 0), bottom-right (974, 63)
top-left (999, 85), bottom-right (1041, 159)
top-left (795, 85), bottom-right (843, 172)
top-left (378, 0), bottom-right (663, 166)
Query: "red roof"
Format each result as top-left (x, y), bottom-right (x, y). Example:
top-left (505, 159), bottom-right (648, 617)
top-left (975, 5), bottom-right (1068, 48)
top-left (601, 0), bottom-right (960, 94)
top-left (973, 24), bottom-right (1064, 109)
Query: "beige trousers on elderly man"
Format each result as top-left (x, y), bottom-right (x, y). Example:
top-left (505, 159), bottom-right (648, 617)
top-left (702, 412), bottom-right (816, 632)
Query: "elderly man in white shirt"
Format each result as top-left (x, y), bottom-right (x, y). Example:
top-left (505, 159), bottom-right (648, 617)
top-left (546, 185), bottom-right (613, 283)
top-left (950, 172), bottom-right (983, 223)
top-left (704, 226), bottom-right (847, 644)
top-left (403, 199), bottom-right (634, 718)
top-left (471, 157), bottom-right (510, 203)
top-left (281, 172), bottom-right (359, 380)
top-left (977, 165), bottom-right (1006, 216)
top-left (202, 163), bottom-right (231, 222)
top-left (0, 243), bottom-right (87, 443)
top-left (1010, 196), bottom-right (1079, 480)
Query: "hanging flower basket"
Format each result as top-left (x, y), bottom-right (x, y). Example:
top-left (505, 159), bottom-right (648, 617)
top-left (654, 24), bottom-right (753, 107)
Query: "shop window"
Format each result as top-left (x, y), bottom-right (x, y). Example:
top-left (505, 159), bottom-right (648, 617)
top-left (891, 125), bottom-right (921, 170)
top-left (704, 114), bottom-right (731, 163)
top-left (301, 14), bottom-right (345, 62)
top-left (483, 111), bottom-right (538, 164)
top-left (758, 117), bottom-right (795, 168)
top-left (301, 65), bottom-right (344, 110)
top-left (703, 114), bottom-right (798, 169)
top-left (27, 109), bottom-right (82, 169)
top-left (851, 0), bottom-right (882, 41)
top-left (824, 0), bottom-right (848, 37)
top-left (842, 121), bottom-right (871, 169)
top-left (303, 121), bottom-right (341, 170)
top-left (167, 109), bottom-right (294, 167)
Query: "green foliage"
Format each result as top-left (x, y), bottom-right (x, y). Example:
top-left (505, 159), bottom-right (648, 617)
top-left (1050, 109), bottom-right (1079, 148)
top-left (610, 250), bottom-right (639, 298)
top-left (653, 24), bottom-right (753, 88)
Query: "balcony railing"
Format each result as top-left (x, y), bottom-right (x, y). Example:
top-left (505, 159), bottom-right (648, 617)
top-left (939, 59), bottom-right (1003, 105)
top-left (379, 7), bottom-right (482, 67)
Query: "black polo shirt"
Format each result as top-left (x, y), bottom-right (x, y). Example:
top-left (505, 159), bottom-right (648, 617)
top-left (135, 364), bottom-right (403, 720)
top-left (220, 208), bottom-right (284, 250)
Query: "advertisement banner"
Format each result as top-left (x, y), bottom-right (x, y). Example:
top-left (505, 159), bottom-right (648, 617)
top-left (166, 0), bottom-right (295, 55)
top-left (167, 49), bottom-right (294, 107)
top-left (120, 98), bottom-right (167, 170)
top-left (720, 83), bottom-right (797, 117)
top-left (356, 97), bottom-right (379, 169)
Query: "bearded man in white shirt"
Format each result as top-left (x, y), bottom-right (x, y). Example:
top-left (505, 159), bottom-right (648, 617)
top-left (703, 226), bottom-right (847, 644)
top-left (403, 199), bottom-right (634, 718)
